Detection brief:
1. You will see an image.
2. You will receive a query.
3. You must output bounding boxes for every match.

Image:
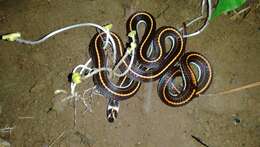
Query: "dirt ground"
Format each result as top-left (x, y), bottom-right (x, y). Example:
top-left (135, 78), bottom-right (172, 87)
top-left (0, 0), bottom-right (260, 147)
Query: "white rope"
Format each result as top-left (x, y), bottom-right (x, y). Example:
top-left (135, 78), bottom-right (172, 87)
top-left (16, 23), bottom-right (112, 47)
top-left (112, 48), bottom-right (135, 77)
top-left (14, 0), bottom-right (212, 99)
top-left (16, 23), bottom-right (118, 65)
top-left (179, 0), bottom-right (212, 38)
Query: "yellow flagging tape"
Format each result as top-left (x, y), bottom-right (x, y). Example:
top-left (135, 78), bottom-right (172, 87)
top-left (72, 72), bottom-right (81, 84)
top-left (2, 32), bottom-right (21, 41)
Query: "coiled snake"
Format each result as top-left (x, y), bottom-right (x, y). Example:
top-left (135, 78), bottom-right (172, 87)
top-left (89, 11), bottom-right (212, 122)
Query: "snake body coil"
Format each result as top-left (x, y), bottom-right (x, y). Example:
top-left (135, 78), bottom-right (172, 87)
top-left (90, 11), bottom-right (212, 107)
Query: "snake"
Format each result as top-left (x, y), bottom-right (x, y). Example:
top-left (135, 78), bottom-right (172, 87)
top-left (89, 11), bottom-right (212, 112)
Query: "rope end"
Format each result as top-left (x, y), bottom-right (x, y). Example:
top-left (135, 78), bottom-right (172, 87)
top-left (103, 24), bottom-right (113, 31)
top-left (1, 32), bottom-right (21, 41)
top-left (72, 72), bottom-right (81, 84)
top-left (127, 31), bottom-right (137, 54)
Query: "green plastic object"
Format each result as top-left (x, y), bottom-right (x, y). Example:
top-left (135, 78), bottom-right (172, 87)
top-left (72, 72), bottom-right (81, 84)
top-left (2, 32), bottom-right (21, 41)
top-left (127, 31), bottom-right (137, 54)
top-left (211, 0), bottom-right (246, 19)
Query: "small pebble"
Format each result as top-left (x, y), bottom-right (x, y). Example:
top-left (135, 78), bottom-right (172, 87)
top-left (135, 141), bottom-right (141, 146)
top-left (0, 138), bottom-right (10, 147)
top-left (42, 144), bottom-right (49, 147)
top-left (0, 16), bottom-right (7, 23)
top-left (232, 116), bottom-right (241, 125)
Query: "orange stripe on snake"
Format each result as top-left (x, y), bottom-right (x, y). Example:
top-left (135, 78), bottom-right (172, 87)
top-left (89, 11), bottom-right (212, 106)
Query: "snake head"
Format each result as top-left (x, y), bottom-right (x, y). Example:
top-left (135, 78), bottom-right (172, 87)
top-left (107, 109), bottom-right (118, 122)
top-left (106, 99), bottom-right (120, 123)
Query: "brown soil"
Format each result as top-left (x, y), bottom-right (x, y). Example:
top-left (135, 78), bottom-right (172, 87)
top-left (0, 0), bottom-right (259, 147)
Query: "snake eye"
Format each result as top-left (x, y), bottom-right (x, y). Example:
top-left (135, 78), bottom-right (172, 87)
top-left (113, 109), bottom-right (118, 118)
